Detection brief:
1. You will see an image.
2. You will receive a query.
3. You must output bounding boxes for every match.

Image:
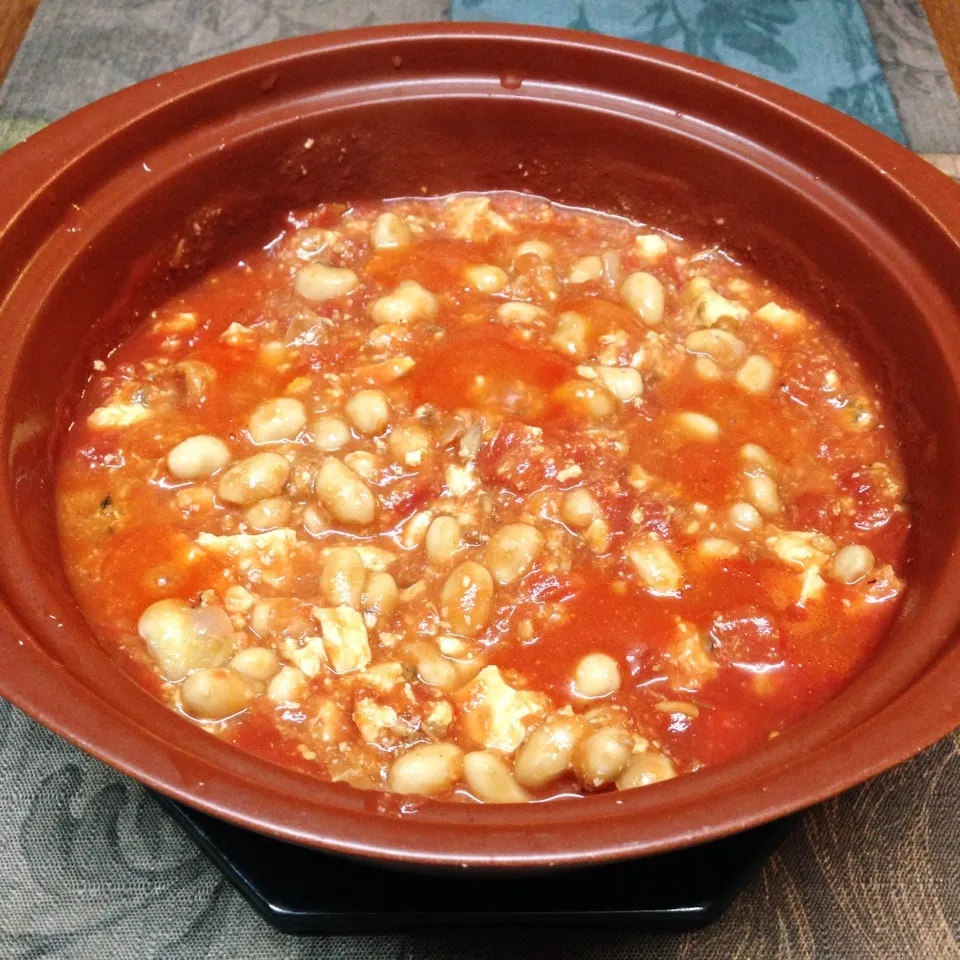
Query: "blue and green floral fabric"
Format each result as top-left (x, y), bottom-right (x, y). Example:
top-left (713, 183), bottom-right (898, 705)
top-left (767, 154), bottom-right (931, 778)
top-left (453, 0), bottom-right (906, 142)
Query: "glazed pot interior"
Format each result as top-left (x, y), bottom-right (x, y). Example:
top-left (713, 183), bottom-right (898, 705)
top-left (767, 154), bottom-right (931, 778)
top-left (1, 29), bottom-right (959, 867)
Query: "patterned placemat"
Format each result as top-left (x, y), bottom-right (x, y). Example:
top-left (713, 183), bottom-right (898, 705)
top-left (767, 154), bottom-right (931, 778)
top-left (0, 2), bottom-right (958, 958)
top-left (455, 0), bottom-right (907, 141)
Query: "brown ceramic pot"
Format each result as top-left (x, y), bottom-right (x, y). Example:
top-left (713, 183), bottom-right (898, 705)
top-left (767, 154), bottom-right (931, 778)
top-left (0, 24), bottom-right (958, 870)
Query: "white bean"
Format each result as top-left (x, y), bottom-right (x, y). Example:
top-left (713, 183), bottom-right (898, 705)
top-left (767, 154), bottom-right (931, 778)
top-left (698, 537), bottom-right (739, 560)
top-left (561, 488), bottom-right (603, 531)
top-left (402, 641), bottom-right (460, 691)
top-left (244, 497), bottom-right (292, 530)
top-left (675, 411), bottom-right (720, 442)
top-left (484, 523), bottom-right (544, 585)
top-left (558, 380), bottom-right (616, 419)
top-left (515, 240), bottom-right (554, 261)
top-left (550, 311), bottom-right (589, 358)
top-left (361, 571), bottom-right (399, 626)
top-left (464, 263), bottom-right (508, 293)
top-left (572, 727), bottom-right (634, 790)
top-left (736, 355), bottom-right (776, 394)
top-left (266, 665), bottom-right (307, 705)
top-left (294, 263), bottom-right (359, 302)
top-left (315, 457), bottom-right (376, 526)
top-left (573, 653), bottom-right (621, 699)
top-left (388, 423), bottom-right (431, 463)
top-left (321, 547), bottom-right (366, 608)
top-left (743, 472), bottom-right (781, 517)
top-left (167, 435), bottom-right (231, 480)
top-left (137, 599), bottom-right (233, 681)
top-left (684, 328), bottom-right (746, 369)
top-left (312, 415), bottom-right (352, 452)
top-left (248, 397), bottom-right (307, 443)
top-left (514, 715), bottom-right (588, 789)
top-left (426, 516), bottom-right (463, 566)
top-left (370, 212), bottom-right (412, 250)
top-left (694, 356), bottom-right (722, 381)
top-left (345, 390), bottom-right (390, 436)
top-left (370, 281), bottom-right (438, 325)
top-left (620, 271), bottom-right (665, 325)
top-left (388, 742), bottom-right (464, 796)
top-left (217, 453), bottom-right (290, 506)
top-left (728, 500), bottom-right (763, 533)
top-left (596, 366), bottom-right (643, 403)
top-left (567, 255), bottom-right (603, 283)
top-left (741, 443), bottom-right (776, 472)
top-left (463, 751), bottom-right (530, 803)
top-left (343, 451), bottom-right (380, 480)
top-left (180, 668), bottom-right (257, 720)
top-left (627, 537), bottom-right (683, 595)
top-left (616, 750), bottom-right (677, 789)
top-left (229, 647), bottom-right (281, 682)
top-left (830, 544), bottom-right (875, 584)
top-left (441, 561), bottom-right (494, 636)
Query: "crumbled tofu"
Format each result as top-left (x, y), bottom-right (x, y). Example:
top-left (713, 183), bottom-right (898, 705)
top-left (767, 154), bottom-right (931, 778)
top-left (87, 401), bottom-right (151, 429)
top-left (357, 356), bottom-right (416, 382)
top-left (444, 196), bottom-right (515, 241)
top-left (444, 464), bottom-right (477, 497)
top-left (685, 279), bottom-right (749, 328)
top-left (353, 697), bottom-right (400, 743)
top-left (865, 461), bottom-right (906, 501)
top-left (283, 635), bottom-right (326, 678)
top-left (437, 635), bottom-right (471, 657)
top-left (583, 517), bottom-right (611, 553)
top-left (459, 666), bottom-right (549, 754)
top-left (195, 529), bottom-right (297, 587)
top-left (664, 621), bottom-right (718, 692)
top-left (497, 302), bottom-right (548, 325)
top-left (627, 537), bottom-right (684, 595)
top-left (354, 545), bottom-right (397, 571)
top-left (285, 376), bottom-right (313, 394)
top-left (223, 584), bottom-right (256, 614)
top-left (697, 538), bottom-right (740, 560)
top-left (765, 529), bottom-right (836, 570)
top-left (424, 700), bottom-right (454, 738)
top-left (175, 487), bottom-right (215, 513)
top-left (627, 464), bottom-right (652, 491)
top-left (766, 529), bottom-right (836, 605)
top-left (311, 698), bottom-right (345, 743)
top-left (152, 311), bottom-right (197, 334)
top-left (798, 566), bottom-right (827, 603)
top-left (312, 605), bottom-right (371, 674)
top-left (555, 464), bottom-right (582, 482)
top-left (220, 321), bottom-right (256, 346)
top-left (358, 661), bottom-right (405, 694)
top-left (633, 234), bottom-right (669, 259)
top-left (754, 301), bottom-right (804, 331)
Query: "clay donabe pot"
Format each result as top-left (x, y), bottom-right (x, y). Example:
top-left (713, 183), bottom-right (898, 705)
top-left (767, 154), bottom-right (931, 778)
top-left (0, 25), bottom-right (958, 870)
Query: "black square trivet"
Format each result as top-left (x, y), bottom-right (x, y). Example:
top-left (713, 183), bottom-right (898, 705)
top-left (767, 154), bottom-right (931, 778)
top-left (156, 793), bottom-right (794, 934)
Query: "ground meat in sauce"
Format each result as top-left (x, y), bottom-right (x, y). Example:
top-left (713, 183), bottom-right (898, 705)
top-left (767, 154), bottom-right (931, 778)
top-left (56, 192), bottom-right (911, 803)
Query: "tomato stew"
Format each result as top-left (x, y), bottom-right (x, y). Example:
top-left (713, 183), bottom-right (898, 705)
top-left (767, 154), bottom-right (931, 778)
top-left (57, 193), bottom-right (910, 803)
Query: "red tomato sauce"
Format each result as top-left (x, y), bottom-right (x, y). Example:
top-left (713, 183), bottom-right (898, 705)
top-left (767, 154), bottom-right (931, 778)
top-left (56, 192), bottom-right (910, 803)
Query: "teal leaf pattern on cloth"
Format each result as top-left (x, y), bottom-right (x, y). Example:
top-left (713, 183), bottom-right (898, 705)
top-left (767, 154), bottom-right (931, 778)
top-left (452, 0), bottom-right (906, 143)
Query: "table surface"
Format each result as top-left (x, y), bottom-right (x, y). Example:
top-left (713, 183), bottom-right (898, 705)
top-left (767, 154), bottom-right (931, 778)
top-left (0, 0), bottom-right (957, 179)
top-left (0, 0), bottom-right (958, 91)
top-left (0, 3), bottom-right (957, 958)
